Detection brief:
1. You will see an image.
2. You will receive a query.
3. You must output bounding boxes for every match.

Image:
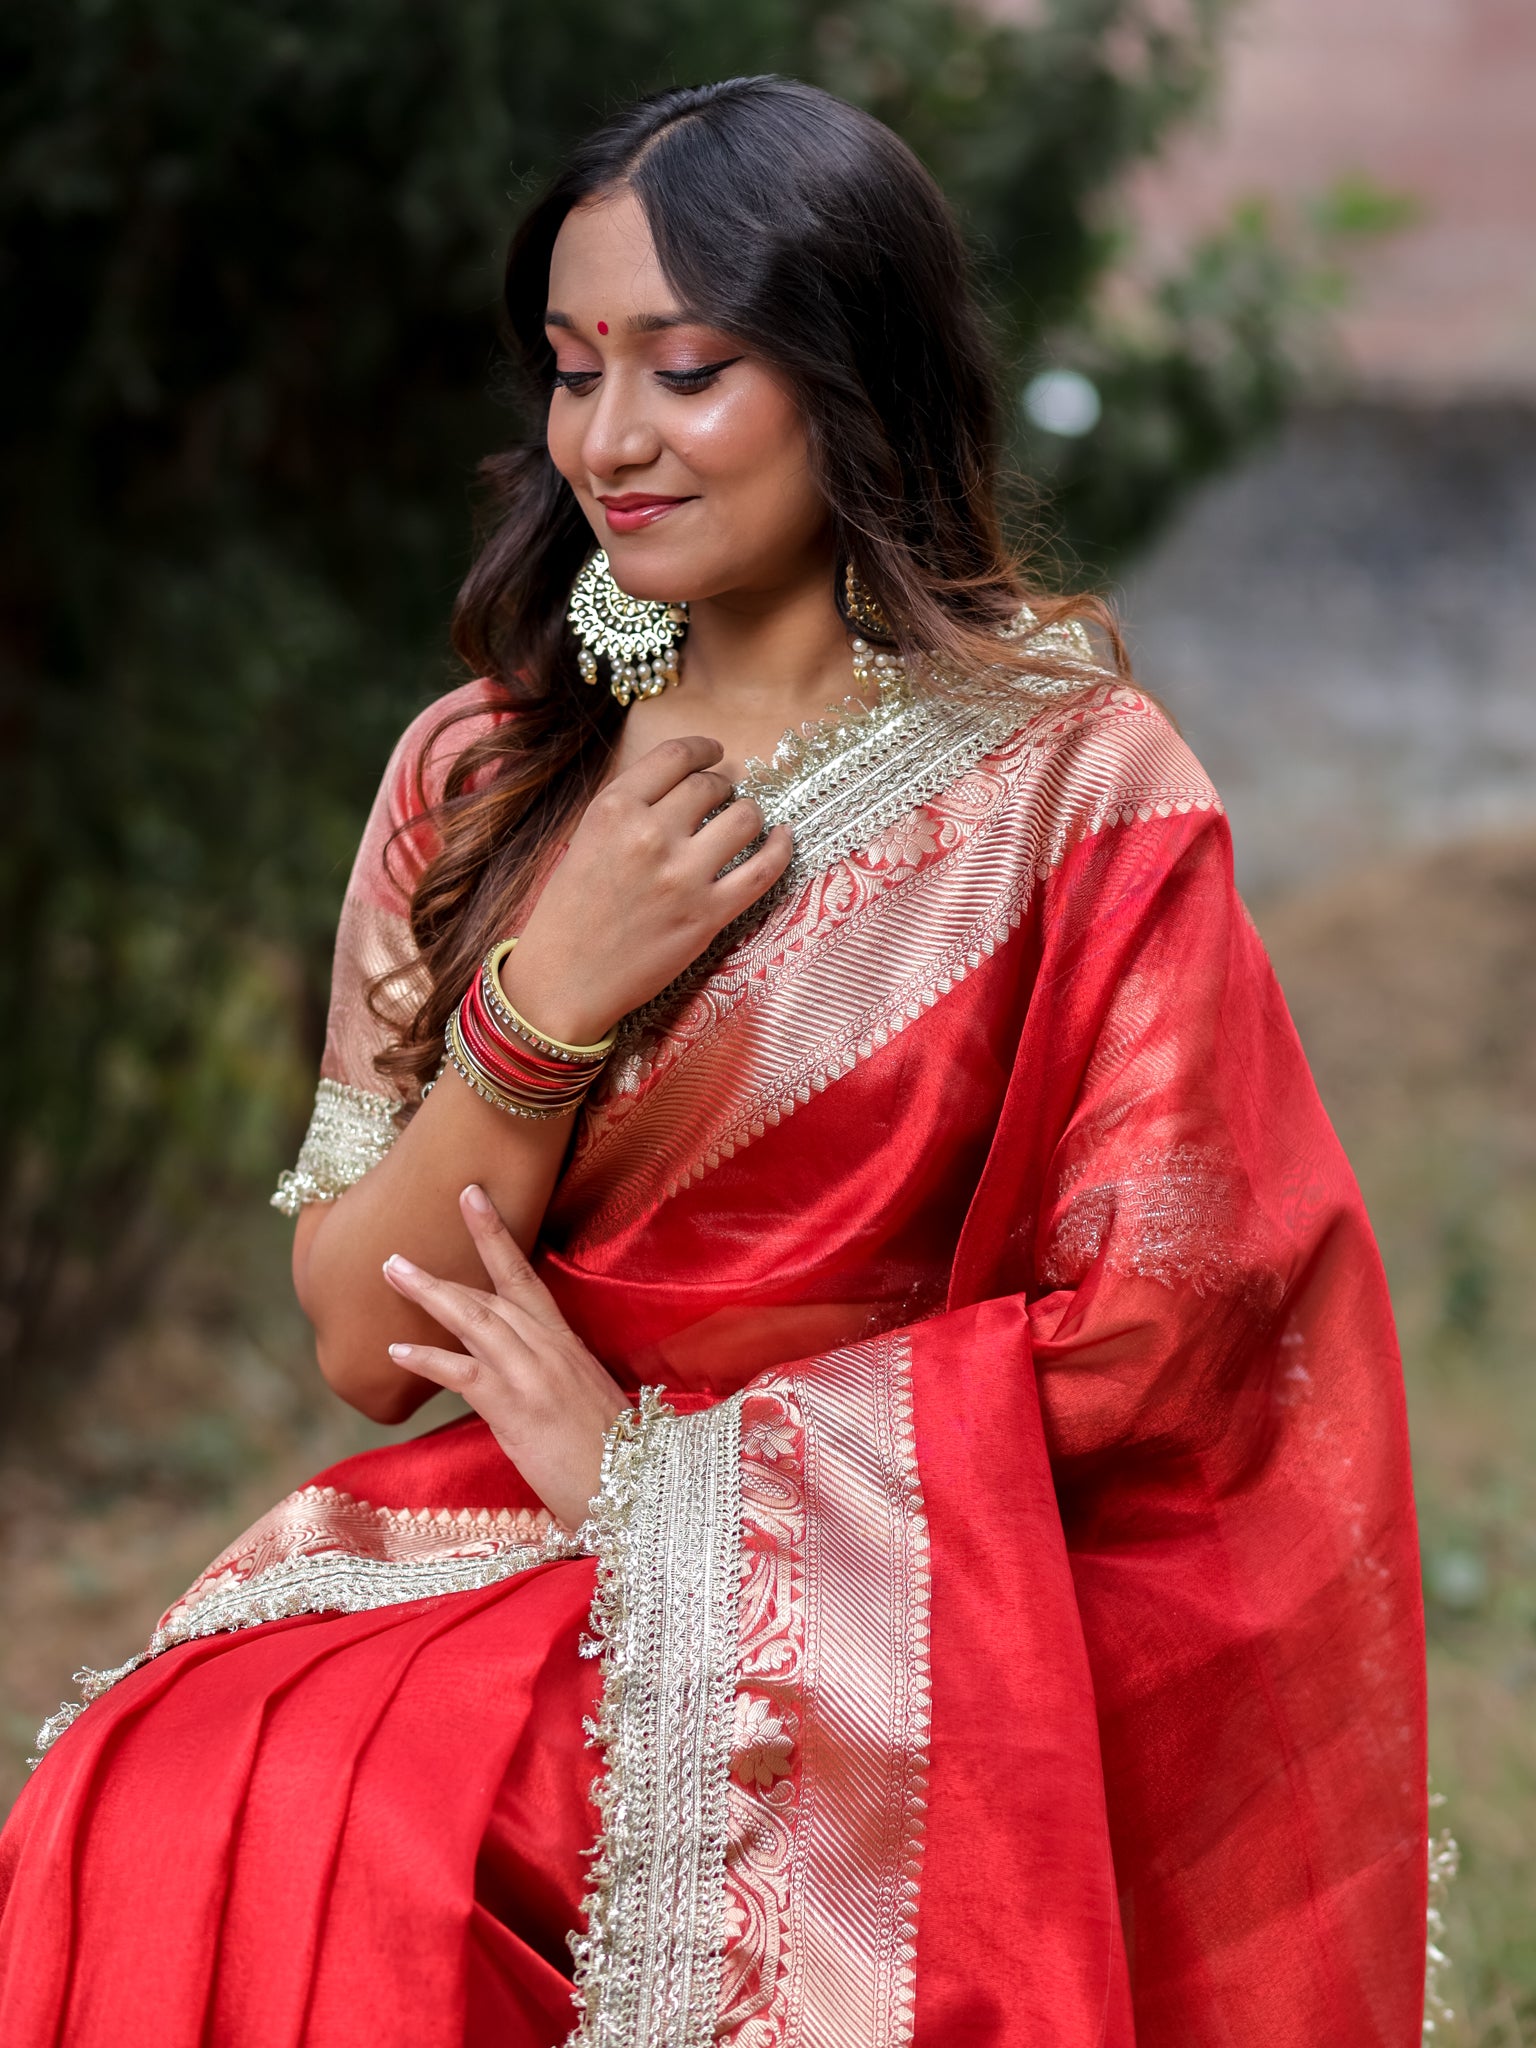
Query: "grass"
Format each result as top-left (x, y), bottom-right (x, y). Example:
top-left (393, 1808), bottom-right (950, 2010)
top-left (1263, 832), bottom-right (1536, 2045)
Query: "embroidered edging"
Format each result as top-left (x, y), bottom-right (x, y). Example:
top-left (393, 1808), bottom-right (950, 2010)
top-left (569, 1389), bottom-right (744, 2048)
top-left (272, 1078), bottom-right (404, 1215)
top-left (885, 1333), bottom-right (933, 2044)
top-left (31, 1518), bottom-right (581, 1766)
top-left (1423, 1797), bottom-right (1459, 2040)
top-left (656, 751), bottom-right (1222, 1207)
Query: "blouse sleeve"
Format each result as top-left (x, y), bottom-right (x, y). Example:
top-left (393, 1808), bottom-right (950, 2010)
top-left (271, 681), bottom-right (507, 1216)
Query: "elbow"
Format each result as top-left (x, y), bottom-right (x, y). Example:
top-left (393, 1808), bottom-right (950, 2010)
top-left (314, 1331), bottom-right (432, 1426)
top-left (294, 1207), bottom-right (433, 1426)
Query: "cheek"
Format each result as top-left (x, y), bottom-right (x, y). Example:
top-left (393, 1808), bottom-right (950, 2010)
top-left (676, 383), bottom-right (814, 501)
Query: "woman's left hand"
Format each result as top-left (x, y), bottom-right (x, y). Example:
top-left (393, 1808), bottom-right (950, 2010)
top-left (381, 1183), bottom-right (628, 1531)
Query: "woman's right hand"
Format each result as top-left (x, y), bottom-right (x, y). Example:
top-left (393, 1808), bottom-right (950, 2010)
top-left (499, 735), bottom-right (792, 1044)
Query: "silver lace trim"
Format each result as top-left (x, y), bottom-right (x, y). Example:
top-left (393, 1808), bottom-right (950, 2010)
top-left (611, 633), bottom-right (1106, 1057)
top-left (740, 626), bottom-right (1105, 894)
top-left (31, 1518), bottom-right (583, 1765)
top-left (273, 619), bottom-right (1104, 1158)
top-left (271, 1077), bottom-right (404, 1215)
top-left (569, 1388), bottom-right (744, 2048)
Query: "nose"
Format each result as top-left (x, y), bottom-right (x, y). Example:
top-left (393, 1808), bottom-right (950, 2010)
top-left (579, 366), bottom-right (663, 483)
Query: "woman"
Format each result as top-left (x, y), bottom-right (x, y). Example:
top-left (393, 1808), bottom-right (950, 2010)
top-left (0, 76), bottom-right (1427, 2047)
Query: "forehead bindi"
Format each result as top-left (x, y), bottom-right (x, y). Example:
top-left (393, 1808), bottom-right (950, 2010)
top-left (545, 308), bottom-right (732, 357)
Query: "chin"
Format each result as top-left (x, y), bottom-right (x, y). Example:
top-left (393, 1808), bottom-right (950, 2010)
top-left (603, 536), bottom-right (714, 606)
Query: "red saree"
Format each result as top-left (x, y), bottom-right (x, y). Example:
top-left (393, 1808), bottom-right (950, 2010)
top-left (0, 658), bottom-right (1427, 2046)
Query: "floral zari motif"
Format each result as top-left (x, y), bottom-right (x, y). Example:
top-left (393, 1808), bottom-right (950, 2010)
top-left (269, 649), bottom-right (1131, 1218)
top-left (21, 655), bottom-right (1434, 2044)
top-left (35, 1340), bottom-right (933, 2048)
top-left (719, 1392), bottom-right (807, 2042)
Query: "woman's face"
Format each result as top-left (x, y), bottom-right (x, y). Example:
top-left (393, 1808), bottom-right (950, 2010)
top-left (544, 187), bottom-right (831, 606)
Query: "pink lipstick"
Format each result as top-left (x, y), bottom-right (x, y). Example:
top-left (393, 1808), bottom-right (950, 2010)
top-left (599, 493), bottom-right (694, 533)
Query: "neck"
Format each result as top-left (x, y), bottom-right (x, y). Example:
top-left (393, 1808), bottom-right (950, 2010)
top-left (679, 556), bottom-right (853, 732)
top-left (606, 545), bottom-right (872, 786)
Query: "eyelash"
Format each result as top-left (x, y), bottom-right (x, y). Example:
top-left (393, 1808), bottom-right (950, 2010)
top-left (551, 357), bottom-right (741, 396)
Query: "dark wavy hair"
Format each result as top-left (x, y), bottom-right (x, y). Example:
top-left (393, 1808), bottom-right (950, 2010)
top-left (380, 74), bottom-right (1123, 1096)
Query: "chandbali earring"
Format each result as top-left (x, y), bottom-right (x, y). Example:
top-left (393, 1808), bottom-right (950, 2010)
top-left (842, 560), bottom-right (893, 641)
top-left (566, 550), bottom-right (688, 708)
top-left (842, 560), bottom-right (906, 696)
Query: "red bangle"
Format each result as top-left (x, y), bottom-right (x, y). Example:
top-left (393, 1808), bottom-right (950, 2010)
top-left (460, 975), bottom-right (579, 1084)
top-left (481, 940), bottom-right (618, 1062)
top-left (457, 994), bottom-right (595, 1095)
top-left (443, 944), bottom-right (613, 1121)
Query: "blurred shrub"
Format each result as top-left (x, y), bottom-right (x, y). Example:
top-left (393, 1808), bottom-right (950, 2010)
top-left (0, 0), bottom-right (1326, 1411)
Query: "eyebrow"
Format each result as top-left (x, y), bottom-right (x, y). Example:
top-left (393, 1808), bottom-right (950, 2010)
top-left (545, 309), bottom-right (706, 334)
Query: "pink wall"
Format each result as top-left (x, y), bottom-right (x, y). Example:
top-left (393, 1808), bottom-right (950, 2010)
top-left (1118, 0), bottom-right (1536, 397)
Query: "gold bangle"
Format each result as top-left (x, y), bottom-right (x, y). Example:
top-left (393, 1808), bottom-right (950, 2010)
top-left (483, 939), bottom-right (618, 1063)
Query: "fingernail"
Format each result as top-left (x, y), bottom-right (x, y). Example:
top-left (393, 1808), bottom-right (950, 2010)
top-left (383, 1254), bottom-right (419, 1280)
top-left (388, 1343), bottom-right (412, 1361)
top-left (462, 1184), bottom-right (492, 1214)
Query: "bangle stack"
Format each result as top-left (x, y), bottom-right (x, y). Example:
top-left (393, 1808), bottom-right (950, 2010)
top-left (445, 939), bottom-right (617, 1120)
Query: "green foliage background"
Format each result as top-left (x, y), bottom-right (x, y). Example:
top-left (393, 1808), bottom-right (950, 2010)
top-left (0, 0), bottom-right (1319, 1409)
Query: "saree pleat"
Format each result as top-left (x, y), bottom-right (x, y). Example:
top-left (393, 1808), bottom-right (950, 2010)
top-left (0, 1563), bottom-right (600, 2048)
top-left (463, 1903), bottom-right (579, 2043)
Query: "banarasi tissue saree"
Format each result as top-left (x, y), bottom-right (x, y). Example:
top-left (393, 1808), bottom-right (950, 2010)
top-left (0, 631), bottom-right (1429, 2047)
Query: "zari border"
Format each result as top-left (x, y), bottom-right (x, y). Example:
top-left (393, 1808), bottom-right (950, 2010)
top-left (32, 1486), bottom-right (580, 1763)
top-left (780, 1331), bottom-right (931, 2048)
top-left (1423, 1801), bottom-right (1460, 2040)
top-left (562, 692), bottom-right (1220, 1241)
top-left (717, 1336), bottom-right (933, 2048)
top-left (572, 1341), bottom-right (931, 2048)
top-left (741, 657), bottom-right (1095, 894)
top-left (570, 1389), bottom-right (745, 2048)
top-left (718, 1389), bottom-right (809, 2042)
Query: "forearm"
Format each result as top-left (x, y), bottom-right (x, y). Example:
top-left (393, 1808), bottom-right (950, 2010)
top-left (290, 734), bottom-right (792, 1425)
top-left (293, 1067), bottom-right (572, 1422)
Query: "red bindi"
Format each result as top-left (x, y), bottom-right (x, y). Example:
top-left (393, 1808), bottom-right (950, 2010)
top-left (596, 321), bottom-right (609, 334)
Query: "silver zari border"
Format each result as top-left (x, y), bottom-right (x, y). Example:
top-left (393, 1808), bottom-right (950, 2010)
top-left (743, 658), bottom-right (1096, 895)
top-left (783, 1332), bottom-right (932, 2048)
top-left (570, 1388), bottom-right (745, 2048)
top-left (32, 1521), bottom-right (583, 1764)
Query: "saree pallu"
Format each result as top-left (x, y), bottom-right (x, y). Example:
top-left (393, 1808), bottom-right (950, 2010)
top-left (0, 673), bottom-right (1428, 2045)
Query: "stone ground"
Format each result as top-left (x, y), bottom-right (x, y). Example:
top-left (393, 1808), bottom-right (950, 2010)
top-left (1121, 405), bottom-right (1536, 900)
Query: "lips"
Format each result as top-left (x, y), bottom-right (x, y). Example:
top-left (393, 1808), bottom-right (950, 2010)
top-left (598, 494), bottom-right (694, 534)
